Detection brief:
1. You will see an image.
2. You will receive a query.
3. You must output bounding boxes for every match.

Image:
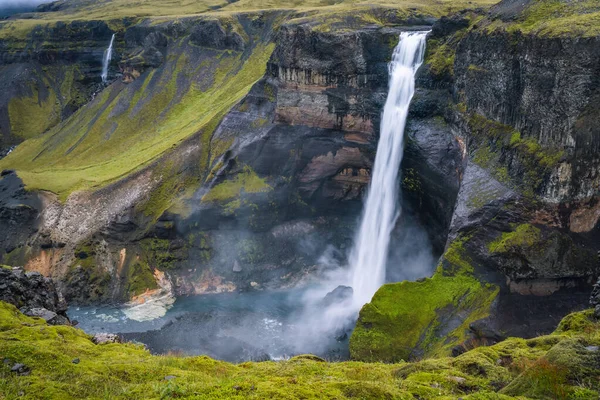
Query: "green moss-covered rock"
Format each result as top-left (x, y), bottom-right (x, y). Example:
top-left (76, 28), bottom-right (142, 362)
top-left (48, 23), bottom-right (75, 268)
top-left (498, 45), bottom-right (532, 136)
top-left (466, 113), bottom-right (564, 197)
top-left (64, 243), bottom-right (112, 304)
top-left (202, 165), bottom-right (272, 203)
top-left (350, 236), bottom-right (499, 362)
top-left (488, 224), bottom-right (541, 254)
top-left (126, 260), bottom-right (158, 297)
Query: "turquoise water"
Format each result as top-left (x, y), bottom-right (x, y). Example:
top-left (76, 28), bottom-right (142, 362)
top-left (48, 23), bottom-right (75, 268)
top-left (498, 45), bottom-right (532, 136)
top-left (68, 288), bottom-right (351, 362)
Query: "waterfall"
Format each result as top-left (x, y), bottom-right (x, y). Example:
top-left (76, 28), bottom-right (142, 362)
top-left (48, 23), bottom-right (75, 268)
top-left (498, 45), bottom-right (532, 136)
top-left (349, 31), bottom-right (428, 307)
top-left (101, 34), bottom-right (115, 83)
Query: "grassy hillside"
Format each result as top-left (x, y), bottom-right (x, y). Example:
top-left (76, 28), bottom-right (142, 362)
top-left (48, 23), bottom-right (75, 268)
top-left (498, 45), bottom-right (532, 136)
top-left (0, 0), bottom-right (500, 39)
top-left (0, 302), bottom-right (599, 399)
top-left (12, 0), bottom-right (499, 21)
top-left (487, 0), bottom-right (600, 37)
top-left (0, 23), bottom-right (274, 200)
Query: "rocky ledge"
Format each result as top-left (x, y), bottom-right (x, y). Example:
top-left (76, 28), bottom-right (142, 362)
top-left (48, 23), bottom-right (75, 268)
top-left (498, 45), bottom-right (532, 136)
top-left (0, 266), bottom-right (70, 325)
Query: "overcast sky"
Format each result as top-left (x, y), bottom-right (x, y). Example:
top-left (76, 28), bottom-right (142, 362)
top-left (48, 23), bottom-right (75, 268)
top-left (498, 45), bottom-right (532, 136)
top-left (0, 0), bottom-right (52, 7)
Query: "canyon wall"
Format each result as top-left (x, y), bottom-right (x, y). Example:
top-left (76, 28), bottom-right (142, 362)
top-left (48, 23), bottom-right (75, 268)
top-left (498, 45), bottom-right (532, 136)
top-left (0, 1), bottom-right (597, 361)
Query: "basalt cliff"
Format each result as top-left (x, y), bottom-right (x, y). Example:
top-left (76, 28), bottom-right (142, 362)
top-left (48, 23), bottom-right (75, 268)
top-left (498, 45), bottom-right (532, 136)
top-left (0, 0), bottom-right (598, 367)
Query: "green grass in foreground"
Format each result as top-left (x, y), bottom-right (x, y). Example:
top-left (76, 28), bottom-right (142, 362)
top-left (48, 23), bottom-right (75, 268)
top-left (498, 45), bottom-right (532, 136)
top-left (0, 302), bottom-right (599, 399)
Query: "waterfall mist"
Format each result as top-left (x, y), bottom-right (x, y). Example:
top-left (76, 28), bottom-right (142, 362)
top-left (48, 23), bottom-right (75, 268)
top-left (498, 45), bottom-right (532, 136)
top-left (71, 31), bottom-right (434, 362)
top-left (101, 34), bottom-right (115, 83)
top-left (285, 31), bottom-right (432, 356)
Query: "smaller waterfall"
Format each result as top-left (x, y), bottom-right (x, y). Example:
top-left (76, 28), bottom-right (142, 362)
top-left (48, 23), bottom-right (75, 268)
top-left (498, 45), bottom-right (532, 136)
top-left (101, 34), bottom-right (115, 83)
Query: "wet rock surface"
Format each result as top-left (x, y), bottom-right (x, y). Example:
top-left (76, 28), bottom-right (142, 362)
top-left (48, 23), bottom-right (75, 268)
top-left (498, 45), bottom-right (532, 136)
top-left (322, 285), bottom-right (353, 307)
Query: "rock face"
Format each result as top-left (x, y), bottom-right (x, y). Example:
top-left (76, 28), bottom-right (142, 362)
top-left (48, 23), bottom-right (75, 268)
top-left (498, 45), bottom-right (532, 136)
top-left (0, 266), bottom-right (69, 325)
top-left (0, 0), bottom-right (598, 363)
top-left (448, 17), bottom-right (600, 301)
top-left (350, 7), bottom-right (600, 361)
top-left (0, 20), bottom-right (120, 149)
top-left (0, 15), bottom-right (441, 305)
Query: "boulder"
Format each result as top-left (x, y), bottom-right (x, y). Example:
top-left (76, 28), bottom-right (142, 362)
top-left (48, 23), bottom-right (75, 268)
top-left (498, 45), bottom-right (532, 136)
top-left (92, 333), bottom-right (122, 345)
top-left (322, 286), bottom-right (353, 307)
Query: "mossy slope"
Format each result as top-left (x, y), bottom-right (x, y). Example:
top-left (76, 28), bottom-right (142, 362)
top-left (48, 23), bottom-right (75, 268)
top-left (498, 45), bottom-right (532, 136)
top-left (1, 302), bottom-right (599, 399)
top-left (0, 64), bottom-right (88, 147)
top-left (488, 0), bottom-right (600, 37)
top-left (0, 20), bottom-right (275, 200)
top-left (350, 236), bottom-right (499, 363)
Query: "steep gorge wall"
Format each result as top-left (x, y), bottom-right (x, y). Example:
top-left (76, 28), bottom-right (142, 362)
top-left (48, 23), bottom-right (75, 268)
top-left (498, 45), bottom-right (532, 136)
top-left (450, 28), bottom-right (600, 289)
top-left (351, 14), bottom-right (600, 361)
top-left (0, 16), bottom-right (442, 305)
top-left (0, 20), bottom-right (120, 150)
top-left (1, 5), bottom-right (597, 364)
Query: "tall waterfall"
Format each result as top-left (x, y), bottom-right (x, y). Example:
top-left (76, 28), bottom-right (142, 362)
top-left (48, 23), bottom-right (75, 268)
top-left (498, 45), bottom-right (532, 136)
top-left (349, 31), bottom-right (428, 307)
top-left (101, 34), bottom-right (115, 83)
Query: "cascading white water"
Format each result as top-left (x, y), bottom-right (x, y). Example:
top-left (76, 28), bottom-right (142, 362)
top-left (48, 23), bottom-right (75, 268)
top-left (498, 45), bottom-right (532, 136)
top-left (101, 34), bottom-right (115, 83)
top-left (349, 31), bottom-right (428, 307)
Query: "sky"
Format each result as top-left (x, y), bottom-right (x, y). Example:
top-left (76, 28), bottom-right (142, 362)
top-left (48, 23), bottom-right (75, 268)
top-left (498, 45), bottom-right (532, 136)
top-left (0, 0), bottom-right (52, 8)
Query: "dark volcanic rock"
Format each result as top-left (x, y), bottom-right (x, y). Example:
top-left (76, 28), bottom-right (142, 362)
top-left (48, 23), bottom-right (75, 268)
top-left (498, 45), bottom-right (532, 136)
top-left (591, 278), bottom-right (600, 318)
top-left (0, 267), bottom-right (69, 325)
top-left (10, 363), bottom-right (30, 376)
top-left (190, 20), bottom-right (245, 51)
top-left (322, 286), bottom-right (353, 307)
top-left (0, 171), bottom-right (41, 258)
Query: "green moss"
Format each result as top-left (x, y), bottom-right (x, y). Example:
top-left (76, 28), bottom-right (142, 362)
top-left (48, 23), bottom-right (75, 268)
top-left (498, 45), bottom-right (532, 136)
top-left (424, 14), bottom-right (477, 80)
top-left (140, 238), bottom-right (177, 270)
top-left (8, 81), bottom-right (59, 140)
top-left (0, 302), bottom-right (599, 399)
top-left (350, 236), bottom-right (498, 362)
top-left (137, 160), bottom-right (199, 221)
top-left (289, 354), bottom-right (326, 362)
top-left (509, 131), bottom-right (521, 147)
top-left (202, 165), bottom-right (271, 203)
top-left (488, 224), bottom-right (541, 254)
top-left (493, 0), bottom-right (600, 37)
top-left (466, 113), bottom-right (564, 197)
top-left (554, 309), bottom-right (599, 337)
top-left (402, 168), bottom-right (422, 194)
top-left (427, 42), bottom-right (456, 78)
top-left (126, 260), bottom-right (158, 297)
top-left (0, 36), bottom-right (275, 201)
top-left (467, 64), bottom-right (488, 74)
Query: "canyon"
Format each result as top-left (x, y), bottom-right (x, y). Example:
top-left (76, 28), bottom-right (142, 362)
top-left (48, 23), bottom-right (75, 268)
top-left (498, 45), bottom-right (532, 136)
top-left (0, 0), bottom-right (598, 381)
